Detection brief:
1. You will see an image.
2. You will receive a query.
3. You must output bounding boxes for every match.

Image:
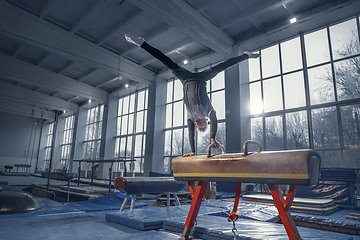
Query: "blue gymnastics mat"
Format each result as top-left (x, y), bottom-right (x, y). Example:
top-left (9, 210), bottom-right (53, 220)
top-left (163, 215), bottom-right (359, 240)
top-left (0, 220), bottom-right (133, 240)
top-left (122, 230), bottom-right (181, 240)
top-left (105, 200), bottom-right (230, 231)
top-left (106, 205), bottom-right (191, 230)
top-left (105, 199), bottom-right (280, 231)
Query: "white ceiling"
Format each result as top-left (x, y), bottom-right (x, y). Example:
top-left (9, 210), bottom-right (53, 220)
top-left (1, 0), bottom-right (359, 119)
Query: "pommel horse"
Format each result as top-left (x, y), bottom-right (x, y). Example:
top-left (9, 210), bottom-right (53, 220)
top-left (172, 140), bottom-right (321, 240)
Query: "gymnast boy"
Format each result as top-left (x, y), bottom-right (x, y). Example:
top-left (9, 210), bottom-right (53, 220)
top-left (125, 34), bottom-right (260, 157)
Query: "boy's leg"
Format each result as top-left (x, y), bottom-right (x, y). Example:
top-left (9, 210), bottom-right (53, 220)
top-left (141, 42), bottom-right (181, 70)
top-left (125, 34), bottom-right (180, 70)
top-left (211, 51), bottom-right (260, 73)
top-left (211, 54), bottom-right (249, 72)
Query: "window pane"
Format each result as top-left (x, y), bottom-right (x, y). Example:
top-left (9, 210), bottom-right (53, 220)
top-left (211, 71), bottom-right (225, 91)
top-left (249, 51), bottom-right (260, 82)
top-left (134, 135), bottom-right (142, 157)
top-left (137, 91), bottom-right (145, 111)
top-left (145, 89), bottom-right (148, 109)
top-left (286, 111), bottom-right (309, 149)
top-left (283, 71), bottom-right (306, 109)
top-left (142, 135), bottom-right (146, 156)
top-left (261, 44), bottom-right (280, 78)
top-left (123, 96), bottom-right (129, 114)
top-left (281, 37), bottom-right (302, 73)
top-left (97, 121), bottom-right (102, 139)
top-left (212, 122), bottom-right (226, 155)
top-left (99, 105), bottom-right (104, 122)
top-left (87, 124), bottom-right (94, 140)
top-left (197, 125), bottom-right (210, 154)
top-left (164, 157), bottom-right (171, 174)
top-left (263, 77), bottom-right (283, 112)
top-left (128, 113), bottom-right (134, 134)
top-left (129, 94), bottom-right (135, 113)
top-left (167, 81), bottom-right (173, 103)
top-left (172, 129), bottom-right (183, 156)
top-left (183, 128), bottom-right (191, 154)
top-left (312, 107), bottom-right (339, 148)
top-left (174, 79), bottom-right (183, 101)
top-left (164, 130), bottom-right (171, 156)
top-left (319, 150), bottom-right (341, 167)
top-left (166, 104), bottom-right (172, 128)
top-left (251, 117), bottom-right (263, 147)
top-left (116, 117), bottom-right (121, 135)
top-left (118, 98), bottom-right (123, 116)
top-left (126, 136), bottom-right (132, 157)
top-left (121, 115), bottom-right (128, 135)
top-left (211, 90), bottom-right (225, 120)
top-left (330, 18), bottom-right (360, 60)
top-left (136, 111), bottom-right (144, 133)
top-left (305, 28), bottom-right (330, 66)
top-left (334, 57), bottom-right (360, 101)
top-left (184, 106), bottom-right (188, 127)
top-left (144, 110), bottom-right (147, 132)
top-left (96, 140), bottom-right (101, 159)
top-left (134, 158), bottom-right (141, 173)
top-left (340, 104), bottom-right (360, 146)
top-left (173, 101), bottom-right (184, 127)
top-left (308, 64), bottom-right (335, 105)
top-left (114, 138), bottom-right (120, 158)
top-left (265, 115), bottom-right (283, 150)
top-left (249, 82), bottom-right (263, 115)
top-left (344, 149), bottom-right (360, 168)
top-left (119, 138), bottom-right (126, 157)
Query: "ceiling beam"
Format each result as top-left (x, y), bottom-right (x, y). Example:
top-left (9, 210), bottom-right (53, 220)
top-left (36, 53), bottom-right (50, 66)
top-left (0, 100), bottom-right (56, 120)
top-left (70, 0), bottom-right (104, 33)
top-left (78, 68), bottom-right (97, 82)
top-left (0, 53), bottom-right (108, 103)
top-left (97, 9), bottom-right (142, 45)
top-left (129, 0), bottom-right (234, 57)
top-left (0, 2), bottom-right (156, 85)
top-left (39, 0), bottom-right (57, 19)
top-left (0, 80), bottom-right (78, 113)
top-left (220, 0), bottom-right (289, 30)
top-left (237, 0), bottom-right (360, 47)
top-left (96, 76), bottom-right (119, 88)
top-left (12, 44), bottom-right (23, 57)
top-left (58, 61), bottom-right (74, 74)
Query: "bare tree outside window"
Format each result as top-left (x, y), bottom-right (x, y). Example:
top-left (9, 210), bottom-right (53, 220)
top-left (248, 16), bottom-right (360, 168)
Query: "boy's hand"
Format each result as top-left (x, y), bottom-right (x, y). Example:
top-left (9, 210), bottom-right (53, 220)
top-left (211, 138), bottom-right (220, 148)
top-left (183, 152), bottom-right (196, 157)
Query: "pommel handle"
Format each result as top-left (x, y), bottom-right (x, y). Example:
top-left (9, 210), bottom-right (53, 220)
top-left (207, 143), bottom-right (225, 158)
top-left (243, 140), bottom-right (261, 156)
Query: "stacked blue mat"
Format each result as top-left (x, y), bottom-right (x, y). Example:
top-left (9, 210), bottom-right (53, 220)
top-left (296, 168), bottom-right (359, 206)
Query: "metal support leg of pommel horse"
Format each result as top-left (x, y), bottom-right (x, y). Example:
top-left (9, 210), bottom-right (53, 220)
top-left (269, 184), bottom-right (301, 240)
top-left (181, 182), bottom-right (302, 240)
top-left (182, 181), bottom-right (208, 238)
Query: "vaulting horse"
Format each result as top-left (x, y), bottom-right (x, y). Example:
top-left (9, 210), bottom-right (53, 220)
top-left (172, 140), bottom-right (321, 240)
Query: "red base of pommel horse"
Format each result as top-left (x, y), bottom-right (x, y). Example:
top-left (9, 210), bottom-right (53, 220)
top-left (172, 140), bottom-right (321, 240)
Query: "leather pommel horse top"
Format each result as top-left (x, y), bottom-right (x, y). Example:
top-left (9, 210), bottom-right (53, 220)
top-left (172, 149), bottom-right (321, 186)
